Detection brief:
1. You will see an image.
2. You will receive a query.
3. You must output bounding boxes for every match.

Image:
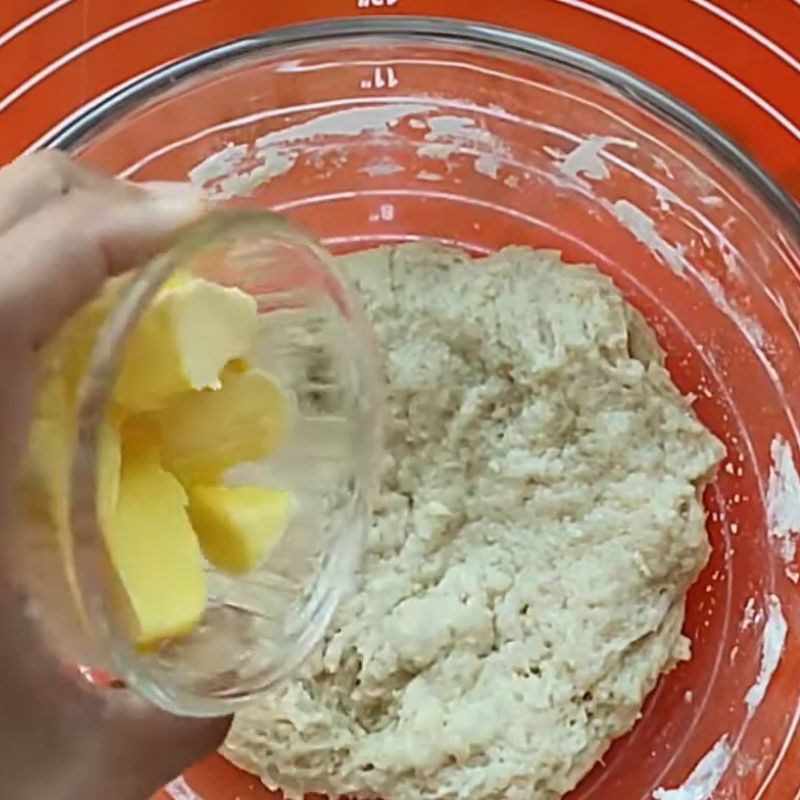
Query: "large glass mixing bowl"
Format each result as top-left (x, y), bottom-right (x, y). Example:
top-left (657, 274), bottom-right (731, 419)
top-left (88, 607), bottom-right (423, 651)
top-left (45, 17), bottom-right (800, 800)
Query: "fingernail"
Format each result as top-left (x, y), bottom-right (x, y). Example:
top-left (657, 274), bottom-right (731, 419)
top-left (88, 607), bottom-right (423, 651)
top-left (139, 181), bottom-right (207, 227)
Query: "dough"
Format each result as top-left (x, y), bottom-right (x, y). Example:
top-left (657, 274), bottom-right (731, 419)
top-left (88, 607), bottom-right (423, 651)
top-left (224, 244), bottom-right (724, 800)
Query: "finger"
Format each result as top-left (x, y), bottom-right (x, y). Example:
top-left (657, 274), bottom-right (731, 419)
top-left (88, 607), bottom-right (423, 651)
top-left (102, 690), bottom-right (232, 795)
top-left (0, 182), bottom-right (204, 349)
top-left (0, 151), bottom-right (140, 232)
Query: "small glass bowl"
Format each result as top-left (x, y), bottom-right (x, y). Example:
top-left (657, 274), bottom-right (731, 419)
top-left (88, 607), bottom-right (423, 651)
top-left (19, 209), bottom-right (381, 717)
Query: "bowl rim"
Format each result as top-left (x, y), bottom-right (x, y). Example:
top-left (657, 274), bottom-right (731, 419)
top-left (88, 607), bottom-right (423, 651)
top-left (44, 15), bottom-right (800, 241)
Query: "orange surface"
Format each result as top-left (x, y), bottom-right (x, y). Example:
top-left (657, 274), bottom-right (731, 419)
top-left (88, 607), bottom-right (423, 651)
top-left (1, 3), bottom-right (800, 800)
top-left (1, 1), bottom-right (800, 201)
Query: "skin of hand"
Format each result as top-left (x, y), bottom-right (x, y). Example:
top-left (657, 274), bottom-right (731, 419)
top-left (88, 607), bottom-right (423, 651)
top-left (0, 151), bottom-right (231, 800)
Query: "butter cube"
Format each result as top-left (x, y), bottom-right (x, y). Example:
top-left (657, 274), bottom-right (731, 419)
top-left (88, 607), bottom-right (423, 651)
top-left (22, 372), bottom-right (121, 565)
top-left (158, 368), bottom-right (291, 486)
top-left (44, 281), bottom-right (119, 395)
top-left (114, 279), bottom-right (258, 412)
top-left (188, 485), bottom-right (294, 574)
top-left (108, 446), bottom-right (207, 648)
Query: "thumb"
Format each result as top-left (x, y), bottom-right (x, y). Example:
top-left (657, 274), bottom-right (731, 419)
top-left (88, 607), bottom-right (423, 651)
top-left (0, 181), bottom-right (205, 350)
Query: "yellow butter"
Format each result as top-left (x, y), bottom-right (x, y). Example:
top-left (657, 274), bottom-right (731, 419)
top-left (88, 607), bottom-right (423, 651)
top-left (23, 371), bottom-right (121, 539)
top-left (43, 285), bottom-right (115, 395)
top-left (108, 446), bottom-right (207, 648)
top-left (114, 279), bottom-right (258, 412)
top-left (188, 485), bottom-right (294, 574)
top-left (158, 368), bottom-right (291, 486)
top-left (22, 370), bottom-right (122, 612)
top-left (24, 273), bottom-right (292, 649)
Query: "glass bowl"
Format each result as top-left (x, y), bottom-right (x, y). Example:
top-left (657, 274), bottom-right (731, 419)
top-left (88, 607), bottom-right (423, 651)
top-left (16, 208), bottom-right (380, 718)
top-left (45, 16), bottom-right (800, 800)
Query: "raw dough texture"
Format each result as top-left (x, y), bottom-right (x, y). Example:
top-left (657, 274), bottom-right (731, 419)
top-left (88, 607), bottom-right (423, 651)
top-left (224, 244), bottom-right (724, 800)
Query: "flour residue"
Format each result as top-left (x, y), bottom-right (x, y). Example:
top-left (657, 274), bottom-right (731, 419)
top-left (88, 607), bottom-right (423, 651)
top-left (741, 596), bottom-right (760, 630)
top-left (555, 135), bottom-right (636, 183)
top-left (423, 115), bottom-right (492, 143)
top-left (611, 200), bottom-right (689, 275)
top-left (474, 153), bottom-right (501, 179)
top-left (718, 239), bottom-right (743, 280)
top-left (652, 155), bottom-right (675, 179)
top-left (255, 105), bottom-right (429, 148)
top-left (417, 142), bottom-right (458, 160)
top-left (608, 195), bottom-right (766, 350)
top-left (362, 158), bottom-right (405, 177)
top-left (654, 183), bottom-right (680, 213)
top-left (189, 104), bottom-right (515, 198)
top-left (417, 115), bottom-right (509, 179)
top-left (652, 736), bottom-right (732, 800)
top-left (695, 272), bottom-right (765, 348)
top-left (766, 435), bottom-right (800, 568)
top-left (164, 776), bottom-right (204, 800)
top-left (189, 103), bottom-right (433, 197)
top-left (189, 142), bottom-right (248, 186)
top-left (216, 151), bottom-right (298, 198)
top-left (745, 594), bottom-right (787, 713)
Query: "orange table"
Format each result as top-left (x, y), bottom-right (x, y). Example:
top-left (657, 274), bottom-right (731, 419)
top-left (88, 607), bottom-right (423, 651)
top-left (1, 0), bottom-right (799, 200)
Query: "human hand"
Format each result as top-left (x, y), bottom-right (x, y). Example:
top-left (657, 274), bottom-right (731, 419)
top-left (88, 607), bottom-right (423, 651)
top-left (0, 152), bottom-right (231, 800)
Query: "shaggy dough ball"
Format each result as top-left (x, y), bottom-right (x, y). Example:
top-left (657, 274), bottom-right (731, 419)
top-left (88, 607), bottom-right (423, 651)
top-left (224, 244), bottom-right (724, 800)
